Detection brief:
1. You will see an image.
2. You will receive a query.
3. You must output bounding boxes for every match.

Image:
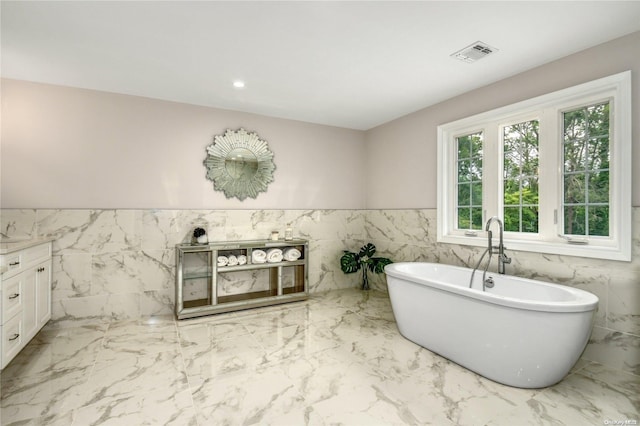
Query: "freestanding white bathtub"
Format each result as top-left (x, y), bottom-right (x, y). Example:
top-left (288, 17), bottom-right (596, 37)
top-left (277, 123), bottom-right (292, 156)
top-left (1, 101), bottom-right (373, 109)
top-left (384, 262), bottom-right (599, 388)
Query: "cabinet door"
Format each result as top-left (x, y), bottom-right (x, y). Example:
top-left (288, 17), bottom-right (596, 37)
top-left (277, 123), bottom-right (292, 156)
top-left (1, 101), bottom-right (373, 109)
top-left (180, 250), bottom-right (215, 309)
top-left (22, 268), bottom-right (38, 341)
top-left (36, 260), bottom-right (52, 326)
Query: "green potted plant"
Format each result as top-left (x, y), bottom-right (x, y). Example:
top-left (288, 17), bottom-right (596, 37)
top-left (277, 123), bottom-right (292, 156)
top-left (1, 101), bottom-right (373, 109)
top-left (340, 243), bottom-right (393, 290)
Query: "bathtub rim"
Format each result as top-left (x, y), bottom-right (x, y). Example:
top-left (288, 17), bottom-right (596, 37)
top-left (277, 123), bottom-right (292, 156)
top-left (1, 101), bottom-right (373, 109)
top-left (384, 262), bottom-right (598, 313)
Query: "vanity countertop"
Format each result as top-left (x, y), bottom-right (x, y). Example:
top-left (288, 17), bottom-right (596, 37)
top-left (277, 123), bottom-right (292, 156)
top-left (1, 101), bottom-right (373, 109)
top-left (0, 237), bottom-right (55, 255)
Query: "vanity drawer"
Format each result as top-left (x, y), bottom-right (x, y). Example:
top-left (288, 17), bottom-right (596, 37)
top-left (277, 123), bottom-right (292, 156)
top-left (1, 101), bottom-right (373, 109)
top-left (1, 313), bottom-right (23, 369)
top-left (1, 252), bottom-right (24, 277)
top-left (23, 243), bottom-right (52, 267)
top-left (2, 274), bottom-right (24, 323)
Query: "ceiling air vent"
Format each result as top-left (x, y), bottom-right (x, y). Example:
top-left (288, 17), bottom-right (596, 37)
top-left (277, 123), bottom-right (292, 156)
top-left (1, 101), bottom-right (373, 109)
top-left (451, 41), bottom-right (498, 63)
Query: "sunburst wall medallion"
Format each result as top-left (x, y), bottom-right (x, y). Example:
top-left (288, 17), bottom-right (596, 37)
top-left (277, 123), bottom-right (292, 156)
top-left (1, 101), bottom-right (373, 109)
top-left (203, 128), bottom-right (276, 201)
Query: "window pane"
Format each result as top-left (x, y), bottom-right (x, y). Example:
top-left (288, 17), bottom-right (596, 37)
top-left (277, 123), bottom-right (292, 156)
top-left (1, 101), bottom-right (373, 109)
top-left (589, 206), bottom-right (609, 236)
top-left (521, 207), bottom-right (539, 233)
top-left (564, 109), bottom-right (586, 140)
top-left (471, 208), bottom-right (483, 230)
top-left (562, 102), bottom-right (610, 237)
top-left (564, 174), bottom-right (585, 204)
top-left (504, 150), bottom-right (521, 175)
top-left (504, 179), bottom-right (519, 205)
top-left (564, 140), bottom-right (586, 172)
top-left (471, 135), bottom-right (483, 157)
top-left (502, 120), bottom-right (539, 233)
top-left (457, 160), bottom-right (471, 182)
top-left (588, 171), bottom-right (609, 203)
top-left (521, 177), bottom-right (538, 193)
top-left (504, 207), bottom-right (520, 232)
top-left (457, 136), bottom-right (471, 158)
top-left (564, 206), bottom-right (586, 235)
top-left (458, 183), bottom-right (471, 205)
top-left (457, 208), bottom-right (471, 229)
top-left (587, 103), bottom-right (609, 136)
top-left (470, 157), bottom-right (482, 181)
top-left (588, 137), bottom-right (610, 170)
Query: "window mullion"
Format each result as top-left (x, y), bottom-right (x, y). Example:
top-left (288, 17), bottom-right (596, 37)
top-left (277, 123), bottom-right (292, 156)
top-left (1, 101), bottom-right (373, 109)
top-left (538, 108), bottom-right (558, 241)
top-left (483, 124), bottom-right (500, 224)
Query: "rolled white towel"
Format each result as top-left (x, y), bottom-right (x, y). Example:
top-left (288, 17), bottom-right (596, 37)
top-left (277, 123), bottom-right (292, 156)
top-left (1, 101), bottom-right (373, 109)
top-left (283, 248), bottom-right (301, 261)
top-left (252, 249), bottom-right (267, 264)
top-left (227, 255), bottom-right (238, 266)
top-left (237, 254), bottom-right (247, 265)
top-left (266, 248), bottom-right (283, 263)
top-left (217, 256), bottom-right (229, 267)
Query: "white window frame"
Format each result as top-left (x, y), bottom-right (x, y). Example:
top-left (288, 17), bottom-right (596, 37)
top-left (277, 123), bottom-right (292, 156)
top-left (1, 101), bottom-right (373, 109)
top-left (437, 71), bottom-right (631, 261)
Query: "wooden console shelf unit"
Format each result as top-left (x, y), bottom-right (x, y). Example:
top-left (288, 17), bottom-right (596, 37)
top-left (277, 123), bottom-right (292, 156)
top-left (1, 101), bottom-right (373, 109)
top-left (175, 239), bottom-right (308, 319)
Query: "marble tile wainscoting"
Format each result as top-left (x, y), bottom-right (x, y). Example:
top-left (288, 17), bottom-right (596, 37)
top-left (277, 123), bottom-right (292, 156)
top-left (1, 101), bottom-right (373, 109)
top-left (0, 209), bottom-right (367, 326)
top-left (1, 207), bottom-right (639, 375)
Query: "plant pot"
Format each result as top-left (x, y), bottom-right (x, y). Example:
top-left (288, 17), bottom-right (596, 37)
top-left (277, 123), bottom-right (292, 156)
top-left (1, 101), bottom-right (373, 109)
top-left (362, 268), bottom-right (370, 291)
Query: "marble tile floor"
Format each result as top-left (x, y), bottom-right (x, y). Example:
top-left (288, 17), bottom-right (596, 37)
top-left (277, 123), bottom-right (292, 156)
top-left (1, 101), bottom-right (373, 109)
top-left (1, 289), bottom-right (638, 426)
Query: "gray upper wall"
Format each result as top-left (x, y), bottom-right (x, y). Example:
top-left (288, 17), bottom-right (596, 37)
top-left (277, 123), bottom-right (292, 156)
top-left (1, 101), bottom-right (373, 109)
top-left (1, 31), bottom-right (638, 210)
top-left (0, 80), bottom-right (366, 209)
top-left (365, 31), bottom-right (640, 209)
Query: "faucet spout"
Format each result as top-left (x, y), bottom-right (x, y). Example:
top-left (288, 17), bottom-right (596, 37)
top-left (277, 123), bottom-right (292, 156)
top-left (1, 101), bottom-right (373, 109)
top-left (485, 216), bottom-right (510, 274)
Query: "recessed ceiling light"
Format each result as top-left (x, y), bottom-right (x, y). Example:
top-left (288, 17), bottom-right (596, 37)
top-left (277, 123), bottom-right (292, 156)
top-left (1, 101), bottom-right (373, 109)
top-left (233, 81), bottom-right (245, 89)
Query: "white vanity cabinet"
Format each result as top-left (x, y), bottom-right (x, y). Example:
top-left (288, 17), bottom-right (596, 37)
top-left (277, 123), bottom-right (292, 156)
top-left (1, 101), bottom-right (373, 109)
top-left (0, 239), bottom-right (53, 369)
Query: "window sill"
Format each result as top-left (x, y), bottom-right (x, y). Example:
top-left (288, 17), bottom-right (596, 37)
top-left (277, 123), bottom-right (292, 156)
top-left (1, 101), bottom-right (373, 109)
top-left (437, 233), bottom-right (631, 262)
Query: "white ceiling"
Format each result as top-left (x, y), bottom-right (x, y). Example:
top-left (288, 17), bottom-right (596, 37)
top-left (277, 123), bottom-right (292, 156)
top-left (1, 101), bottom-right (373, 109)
top-left (2, 1), bottom-right (640, 130)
